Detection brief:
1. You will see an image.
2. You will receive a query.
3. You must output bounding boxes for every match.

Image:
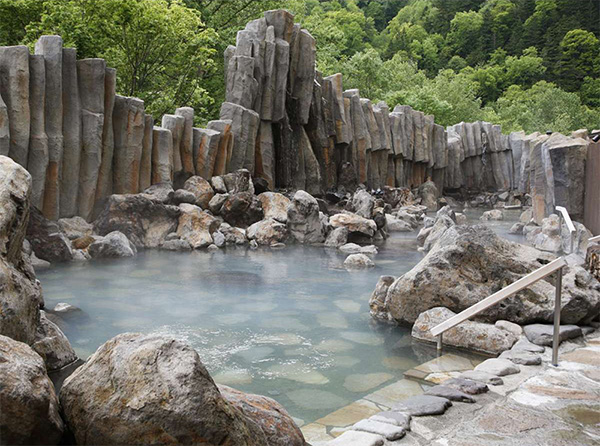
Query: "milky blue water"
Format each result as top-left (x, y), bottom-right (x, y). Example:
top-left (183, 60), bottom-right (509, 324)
top-left (37, 208), bottom-right (522, 423)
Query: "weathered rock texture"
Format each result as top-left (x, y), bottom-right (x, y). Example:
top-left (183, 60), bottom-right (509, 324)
top-left (60, 333), bottom-right (304, 445)
top-left (0, 335), bottom-right (64, 445)
top-left (0, 14), bottom-right (594, 223)
top-left (372, 225), bottom-right (600, 326)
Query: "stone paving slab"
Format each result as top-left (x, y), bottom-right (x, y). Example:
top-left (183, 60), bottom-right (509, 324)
top-left (306, 331), bottom-right (600, 445)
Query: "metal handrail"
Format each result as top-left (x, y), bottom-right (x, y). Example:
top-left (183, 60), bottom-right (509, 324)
top-left (556, 206), bottom-right (576, 254)
top-left (430, 257), bottom-right (567, 366)
top-left (590, 234), bottom-right (600, 243)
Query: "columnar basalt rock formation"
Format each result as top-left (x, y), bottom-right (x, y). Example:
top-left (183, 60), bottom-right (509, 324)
top-left (0, 10), bottom-right (595, 224)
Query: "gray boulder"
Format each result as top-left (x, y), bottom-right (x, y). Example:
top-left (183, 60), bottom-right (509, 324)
top-left (27, 207), bottom-right (73, 262)
top-left (0, 156), bottom-right (42, 344)
top-left (523, 324), bottom-right (582, 346)
top-left (385, 214), bottom-right (413, 232)
top-left (417, 180), bottom-right (439, 212)
top-left (247, 218), bottom-right (288, 246)
top-left (57, 216), bottom-right (93, 240)
top-left (330, 212), bottom-right (377, 239)
top-left (94, 193), bottom-right (180, 248)
top-left (0, 334), bottom-right (64, 445)
top-left (286, 190), bottom-right (324, 244)
top-left (59, 333), bottom-right (282, 445)
top-left (351, 189), bottom-right (375, 219)
top-left (172, 189), bottom-right (197, 205)
top-left (31, 311), bottom-right (78, 371)
top-left (373, 225), bottom-right (600, 325)
top-left (324, 227), bottom-right (348, 248)
top-left (89, 231), bottom-right (137, 258)
top-left (219, 223), bottom-right (248, 246)
top-left (411, 307), bottom-right (518, 355)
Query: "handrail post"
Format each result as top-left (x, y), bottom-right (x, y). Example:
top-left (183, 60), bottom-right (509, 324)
top-left (437, 333), bottom-right (443, 353)
top-left (556, 206), bottom-right (576, 254)
top-left (552, 266), bottom-right (563, 366)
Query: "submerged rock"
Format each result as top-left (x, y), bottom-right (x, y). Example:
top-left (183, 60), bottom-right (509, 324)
top-left (60, 333), bottom-right (273, 445)
top-left (343, 253), bottom-right (375, 269)
top-left (480, 209), bottom-right (503, 221)
top-left (0, 334), bottom-right (64, 445)
top-left (374, 225), bottom-right (600, 326)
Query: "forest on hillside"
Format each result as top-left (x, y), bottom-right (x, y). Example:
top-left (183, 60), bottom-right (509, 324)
top-left (1, 0), bottom-right (598, 134)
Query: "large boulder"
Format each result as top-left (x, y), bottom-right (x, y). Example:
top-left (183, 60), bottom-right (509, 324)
top-left (247, 219), bottom-right (289, 246)
top-left (31, 311), bottom-right (78, 371)
top-left (219, 385), bottom-right (306, 446)
top-left (258, 192), bottom-right (290, 223)
top-left (0, 334), bottom-right (64, 445)
top-left (374, 225), bottom-right (600, 326)
top-left (88, 231), bottom-right (137, 258)
top-left (183, 176), bottom-right (215, 209)
top-left (411, 307), bottom-right (519, 355)
top-left (57, 216), bottom-right (93, 240)
top-left (220, 192), bottom-right (264, 228)
top-left (27, 207), bottom-right (73, 262)
top-left (94, 193), bottom-right (181, 248)
top-left (286, 190), bottom-right (324, 244)
top-left (176, 204), bottom-right (219, 249)
top-left (59, 333), bottom-right (279, 445)
top-left (329, 212), bottom-right (377, 239)
top-left (0, 156), bottom-right (42, 344)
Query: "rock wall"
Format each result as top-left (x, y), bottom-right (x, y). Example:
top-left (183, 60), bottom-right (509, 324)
top-left (0, 11), bottom-right (594, 223)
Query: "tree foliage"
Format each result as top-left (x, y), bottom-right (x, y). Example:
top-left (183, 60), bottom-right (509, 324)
top-left (0, 0), bottom-right (598, 133)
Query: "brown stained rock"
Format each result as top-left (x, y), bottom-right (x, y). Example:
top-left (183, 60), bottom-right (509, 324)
top-left (93, 194), bottom-right (180, 248)
top-left (176, 204), bottom-right (219, 249)
top-left (219, 385), bottom-right (305, 446)
top-left (183, 176), bottom-right (214, 209)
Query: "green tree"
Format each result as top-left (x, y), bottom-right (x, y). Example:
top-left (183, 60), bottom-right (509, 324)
top-left (558, 29), bottom-right (600, 91)
top-left (340, 48), bottom-right (386, 99)
top-left (24, 0), bottom-right (218, 122)
top-left (445, 10), bottom-right (485, 64)
top-left (489, 81), bottom-right (600, 134)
